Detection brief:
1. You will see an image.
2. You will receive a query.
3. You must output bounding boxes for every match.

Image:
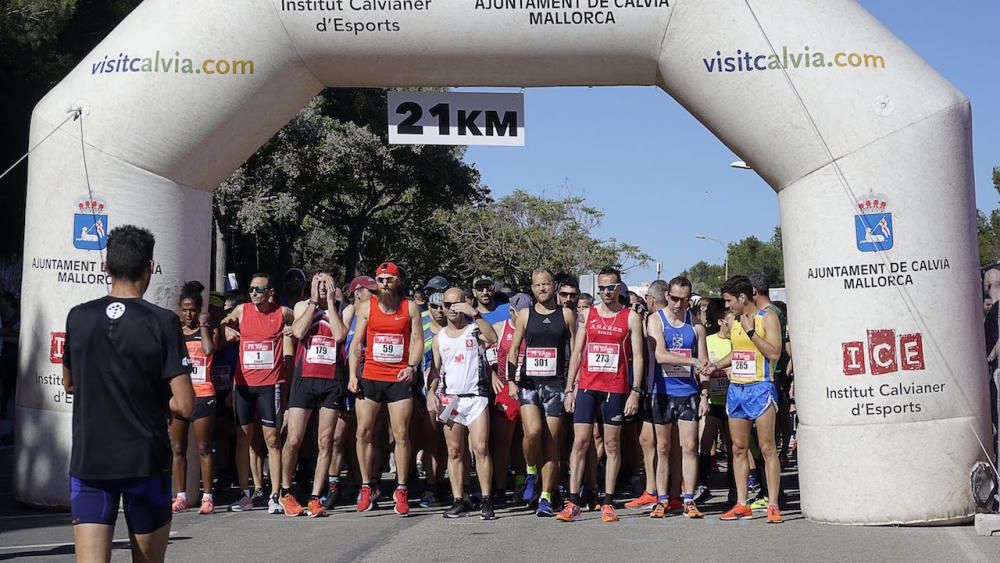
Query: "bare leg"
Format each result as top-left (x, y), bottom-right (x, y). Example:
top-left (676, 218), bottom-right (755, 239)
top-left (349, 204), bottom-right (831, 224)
top-left (127, 522), bottom-right (172, 563)
top-left (236, 423), bottom-right (256, 492)
top-left (444, 421), bottom-right (468, 499)
top-left (639, 421), bottom-right (656, 494)
top-left (519, 405), bottom-right (543, 472)
top-left (654, 424), bottom-right (672, 497)
top-left (261, 425), bottom-right (283, 497)
top-left (355, 399), bottom-right (381, 484)
top-left (490, 410), bottom-right (514, 493)
top-left (281, 407), bottom-right (311, 490)
top-left (193, 414), bottom-right (215, 498)
top-left (468, 410), bottom-right (493, 497)
top-left (753, 406), bottom-right (782, 507)
top-left (728, 417), bottom-right (752, 505)
top-left (387, 399), bottom-right (414, 485)
top-left (568, 423), bottom-right (592, 495)
top-left (73, 524), bottom-right (114, 563)
top-left (169, 418), bottom-right (190, 498)
top-left (541, 415), bottom-right (563, 494)
top-left (313, 408), bottom-right (340, 496)
top-left (602, 424), bottom-right (622, 500)
top-left (678, 419), bottom-right (699, 497)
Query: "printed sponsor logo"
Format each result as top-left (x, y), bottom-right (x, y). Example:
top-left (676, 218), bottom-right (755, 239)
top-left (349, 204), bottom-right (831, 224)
top-left (73, 196), bottom-right (108, 251)
top-left (855, 193), bottom-right (893, 253)
top-left (50, 332), bottom-right (66, 364)
top-left (842, 329), bottom-right (924, 376)
top-left (703, 46), bottom-right (886, 73)
top-left (90, 51), bottom-right (254, 76)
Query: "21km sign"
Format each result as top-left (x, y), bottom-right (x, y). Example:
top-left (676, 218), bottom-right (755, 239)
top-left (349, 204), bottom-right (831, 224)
top-left (388, 91), bottom-right (524, 146)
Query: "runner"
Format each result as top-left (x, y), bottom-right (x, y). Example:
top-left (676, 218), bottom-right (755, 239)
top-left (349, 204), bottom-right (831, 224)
top-left (348, 262), bottom-right (423, 516)
top-left (416, 276), bottom-right (450, 508)
top-left (221, 273), bottom-right (295, 514)
top-left (626, 280), bottom-right (667, 511)
top-left (278, 272), bottom-right (348, 517)
top-left (426, 287), bottom-right (499, 519)
top-left (488, 292), bottom-right (532, 506)
top-left (556, 276), bottom-right (580, 311)
top-left (473, 277), bottom-right (510, 325)
top-left (707, 275), bottom-right (784, 524)
top-left (169, 281), bottom-right (222, 515)
top-left (647, 276), bottom-right (709, 519)
top-left (556, 268), bottom-right (645, 523)
top-left (63, 225), bottom-right (194, 563)
top-left (507, 268), bottom-right (577, 516)
top-left (699, 298), bottom-right (736, 505)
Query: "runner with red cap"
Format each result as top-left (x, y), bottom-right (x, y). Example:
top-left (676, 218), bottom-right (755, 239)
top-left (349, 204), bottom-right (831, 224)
top-left (349, 262), bottom-right (423, 516)
top-left (221, 273), bottom-right (295, 514)
top-left (278, 271), bottom-right (347, 517)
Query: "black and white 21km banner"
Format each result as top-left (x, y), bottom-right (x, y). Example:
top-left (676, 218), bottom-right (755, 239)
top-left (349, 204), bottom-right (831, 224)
top-left (388, 91), bottom-right (524, 147)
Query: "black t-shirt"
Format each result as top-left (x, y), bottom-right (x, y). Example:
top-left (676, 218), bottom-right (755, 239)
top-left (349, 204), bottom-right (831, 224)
top-left (66, 296), bottom-right (191, 480)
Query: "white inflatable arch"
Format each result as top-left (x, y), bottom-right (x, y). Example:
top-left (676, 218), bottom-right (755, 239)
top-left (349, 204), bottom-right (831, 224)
top-left (16, 0), bottom-right (992, 524)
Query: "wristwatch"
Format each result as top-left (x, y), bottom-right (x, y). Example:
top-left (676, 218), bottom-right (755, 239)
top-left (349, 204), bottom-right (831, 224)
top-left (631, 386), bottom-right (643, 395)
top-left (307, 299), bottom-right (319, 307)
top-left (746, 328), bottom-right (756, 339)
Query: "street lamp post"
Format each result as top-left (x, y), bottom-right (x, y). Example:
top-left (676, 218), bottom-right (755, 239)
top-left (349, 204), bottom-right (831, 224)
top-left (695, 234), bottom-right (728, 279)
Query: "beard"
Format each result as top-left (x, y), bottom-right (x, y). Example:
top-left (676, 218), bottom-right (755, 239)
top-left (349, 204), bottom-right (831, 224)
top-left (379, 284), bottom-right (400, 303)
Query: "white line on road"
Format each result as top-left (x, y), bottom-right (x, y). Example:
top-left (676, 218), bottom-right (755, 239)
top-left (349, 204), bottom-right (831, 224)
top-left (0, 532), bottom-right (176, 552)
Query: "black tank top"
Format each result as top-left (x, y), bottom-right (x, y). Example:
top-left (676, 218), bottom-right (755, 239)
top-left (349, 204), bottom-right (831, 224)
top-left (520, 305), bottom-right (568, 383)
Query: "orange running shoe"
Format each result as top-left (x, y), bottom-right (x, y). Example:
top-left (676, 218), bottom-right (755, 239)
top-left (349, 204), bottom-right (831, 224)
top-left (357, 485), bottom-right (374, 512)
top-left (720, 504), bottom-right (753, 521)
top-left (307, 497), bottom-right (326, 518)
top-left (198, 497), bottom-right (213, 515)
top-left (393, 487), bottom-right (410, 516)
top-left (281, 493), bottom-right (305, 516)
top-left (683, 502), bottom-right (703, 519)
top-left (601, 504), bottom-right (619, 523)
top-left (649, 502), bottom-right (667, 518)
top-left (625, 491), bottom-right (657, 509)
top-left (171, 496), bottom-right (189, 513)
top-left (667, 496), bottom-right (684, 512)
top-left (555, 501), bottom-right (581, 522)
top-left (766, 504), bottom-right (782, 524)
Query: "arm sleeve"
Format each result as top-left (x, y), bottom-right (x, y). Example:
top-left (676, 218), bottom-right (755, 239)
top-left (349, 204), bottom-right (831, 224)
top-left (162, 314), bottom-right (192, 381)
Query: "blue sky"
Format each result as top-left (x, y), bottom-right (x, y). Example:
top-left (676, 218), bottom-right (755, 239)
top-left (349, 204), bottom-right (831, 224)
top-left (461, 0), bottom-right (1000, 285)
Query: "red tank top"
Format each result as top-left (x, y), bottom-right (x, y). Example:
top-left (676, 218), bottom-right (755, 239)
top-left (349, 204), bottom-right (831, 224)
top-left (185, 332), bottom-right (215, 397)
top-left (295, 309), bottom-right (342, 380)
top-left (496, 320), bottom-right (526, 384)
top-left (363, 297), bottom-right (411, 383)
top-left (579, 306), bottom-right (632, 394)
top-left (237, 303), bottom-right (285, 386)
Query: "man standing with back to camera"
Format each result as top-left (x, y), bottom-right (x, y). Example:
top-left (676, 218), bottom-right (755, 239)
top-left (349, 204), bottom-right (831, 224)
top-left (63, 225), bottom-right (195, 563)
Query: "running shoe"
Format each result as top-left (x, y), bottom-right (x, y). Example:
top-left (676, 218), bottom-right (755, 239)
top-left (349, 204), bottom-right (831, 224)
top-left (251, 488), bottom-right (268, 509)
top-left (198, 497), bottom-right (213, 515)
top-left (624, 491), bottom-right (658, 509)
top-left (766, 504), bottom-right (783, 524)
top-left (281, 493), bottom-right (304, 516)
top-left (171, 496), bottom-right (189, 513)
top-left (601, 504), bottom-right (619, 523)
top-left (357, 484), bottom-right (375, 512)
top-left (536, 498), bottom-right (554, 517)
top-left (720, 504), bottom-right (753, 521)
top-left (521, 474), bottom-right (538, 504)
top-left (393, 487), bottom-right (410, 516)
top-left (444, 500), bottom-right (469, 518)
top-left (481, 497), bottom-right (496, 521)
top-left (322, 482), bottom-right (340, 510)
top-left (554, 500), bottom-right (581, 522)
top-left (750, 496), bottom-right (769, 510)
top-left (693, 485), bottom-right (711, 504)
top-left (419, 490), bottom-right (440, 508)
top-left (307, 497), bottom-right (327, 518)
top-left (229, 493), bottom-right (252, 512)
top-left (683, 502), bottom-right (704, 519)
top-left (649, 502), bottom-right (667, 519)
top-left (268, 493), bottom-right (285, 515)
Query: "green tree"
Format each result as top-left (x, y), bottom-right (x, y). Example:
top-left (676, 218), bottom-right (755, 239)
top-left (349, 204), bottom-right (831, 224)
top-left (440, 189), bottom-right (650, 288)
top-left (679, 227), bottom-right (784, 296)
top-left (679, 260), bottom-right (726, 296)
top-left (215, 91), bottom-right (487, 283)
top-left (978, 166), bottom-right (1000, 265)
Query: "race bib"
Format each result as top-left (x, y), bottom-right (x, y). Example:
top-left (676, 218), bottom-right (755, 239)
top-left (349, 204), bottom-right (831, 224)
top-left (485, 345), bottom-right (499, 365)
top-left (709, 372), bottom-right (730, 397)
top-left (525, 347), bottom-right (557, 377)
top-left (243, 340), bottom-right (275, 370)
top-left (373, 333), bottom-right (405, 363)
top-left (190, 356), bottom-right (207, 384)
top-left (587, 342), bottom-right (620, 373)
top-left (732, 350), bottom-right (757, 380)
top-left (663, 348), bottom-right (692, 377)
top-left (306, 336), bottom-right (337, 365)
top-left (437, 394), bottom-right (458, 424)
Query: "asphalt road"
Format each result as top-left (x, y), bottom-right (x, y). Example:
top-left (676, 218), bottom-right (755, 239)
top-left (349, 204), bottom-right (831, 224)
top-left (1, 441), bottom-right (996, 563)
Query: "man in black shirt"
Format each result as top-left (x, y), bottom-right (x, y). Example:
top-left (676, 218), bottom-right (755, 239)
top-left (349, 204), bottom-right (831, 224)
top-left (63, 225), bottom-right (194, 563)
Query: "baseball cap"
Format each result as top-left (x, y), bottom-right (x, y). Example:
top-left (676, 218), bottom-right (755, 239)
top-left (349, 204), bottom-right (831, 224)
top-left (509, 292), bottom-right (533, 311)
top-left (473, 278), bottom-right (494, 289)
top-left (349, 276), bottom-right (377, 293)
top-left (375, 262), bottom-right (402, 278)
top-left (429, 292), bottom-right (445, 305)
top-left (424, 275), bottom-right (449, 292)
top-left (209, 291), bottom-right (225, 308)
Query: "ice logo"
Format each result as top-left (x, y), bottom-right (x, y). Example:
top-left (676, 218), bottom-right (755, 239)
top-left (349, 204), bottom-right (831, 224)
top-left (73, 196), bottom-right (109, 251)
top-left (854, 193), bottom-right (893, 253)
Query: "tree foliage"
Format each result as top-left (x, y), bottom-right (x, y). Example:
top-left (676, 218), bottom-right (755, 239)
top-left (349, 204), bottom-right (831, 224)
top-left (978, 166), bottom-right (1000, 265)
top-left (681, 227), bottom-right (784, 296)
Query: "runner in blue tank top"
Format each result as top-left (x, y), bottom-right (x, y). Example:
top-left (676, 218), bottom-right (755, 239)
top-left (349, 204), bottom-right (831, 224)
top-left (648, 276), bottom-right (709, 519)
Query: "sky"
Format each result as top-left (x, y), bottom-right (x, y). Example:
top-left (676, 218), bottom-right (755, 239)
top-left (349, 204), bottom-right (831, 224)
top-left (460, 0), bottom-right (1000, 286)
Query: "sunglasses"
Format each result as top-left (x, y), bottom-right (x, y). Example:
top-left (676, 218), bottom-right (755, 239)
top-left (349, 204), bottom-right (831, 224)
top-left (249, 286), bottom-right (270, 294)
top-left (375, 276), bottom-right (397, 284)
top-left (559, 291), bottom-right (579, 298)
top-left (442, 302), bottom-right (460, 309)
top-left (667, 294), bottom-right (689, 303)
top-left (429, 303), bottom-right (444, 310)
top-left (597, 284), bottom-right (619, 293)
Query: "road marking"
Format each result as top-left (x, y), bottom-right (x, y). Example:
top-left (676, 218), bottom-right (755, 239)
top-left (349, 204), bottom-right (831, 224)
top-left (0, 532), bottom-right (176, 551)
